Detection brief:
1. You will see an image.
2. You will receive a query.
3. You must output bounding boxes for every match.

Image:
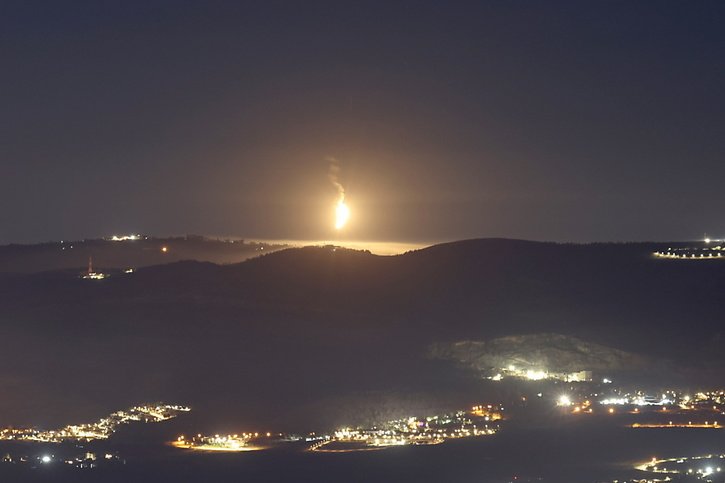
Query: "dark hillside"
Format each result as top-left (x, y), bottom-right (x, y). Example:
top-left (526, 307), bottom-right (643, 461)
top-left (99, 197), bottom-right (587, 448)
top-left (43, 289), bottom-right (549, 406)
top-left (0, 239), bottom-right (722, 431)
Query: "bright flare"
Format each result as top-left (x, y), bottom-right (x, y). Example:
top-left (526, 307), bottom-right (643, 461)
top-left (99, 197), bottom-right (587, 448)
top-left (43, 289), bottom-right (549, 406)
top-left (335, 199), bottom-right (350, 230)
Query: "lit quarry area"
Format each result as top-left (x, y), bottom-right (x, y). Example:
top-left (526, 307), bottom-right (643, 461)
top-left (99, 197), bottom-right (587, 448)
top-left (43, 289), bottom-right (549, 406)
top-left (487, 364), bottom-right (593, 383)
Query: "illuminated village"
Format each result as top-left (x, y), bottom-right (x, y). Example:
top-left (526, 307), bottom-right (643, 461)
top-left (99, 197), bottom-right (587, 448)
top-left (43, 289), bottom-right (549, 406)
top-left (637, 454), bottom-right (725, 481)
top-left (2, 383), bottom-right (725, 481)
top-left (173, 433), bottom-right (268, 452)
top-left (0, 404), bottom-right (189, 443)
top-left (556, 387), bottom-right (725, 423)
top-left (309, 405), bottom-right (502, 452)
top-left (653, 239), bottom-right (725, 260)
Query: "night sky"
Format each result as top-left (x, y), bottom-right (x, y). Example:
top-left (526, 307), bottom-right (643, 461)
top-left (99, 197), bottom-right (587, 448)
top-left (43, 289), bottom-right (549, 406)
top-left (2, 1), bottom-right (723, 244)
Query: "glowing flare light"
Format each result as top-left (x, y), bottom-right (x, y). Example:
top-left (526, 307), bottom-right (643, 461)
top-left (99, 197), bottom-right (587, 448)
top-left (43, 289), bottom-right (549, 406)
top-left (335, 199), bottom-right (350, 230)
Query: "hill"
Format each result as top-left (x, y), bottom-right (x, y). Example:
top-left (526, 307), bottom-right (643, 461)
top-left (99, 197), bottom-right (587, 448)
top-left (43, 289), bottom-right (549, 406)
top-left (430, 333), bottom-right (654, 378)
top-left (0, 238), bottom-right (722, 431)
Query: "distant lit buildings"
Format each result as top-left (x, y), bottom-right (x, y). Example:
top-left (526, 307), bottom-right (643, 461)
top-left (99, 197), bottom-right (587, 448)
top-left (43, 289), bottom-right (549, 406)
top-left (81, 256), bottom-right (108, 280)
top-left (0, 403), bottom-right (189, 443)
top-left (173, 433), bottom-right (261, 452)
top-left (653, 242), bottom-right (725, 260)
top-left (310, 405), bottom-right (503, 452)
top-left (636, 453), bottom-right (725, 480)
top-left (1, 450), bottom-right (123, 470)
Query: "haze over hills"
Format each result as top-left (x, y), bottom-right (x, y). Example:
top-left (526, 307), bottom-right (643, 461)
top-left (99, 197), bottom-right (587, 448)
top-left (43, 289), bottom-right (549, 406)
top-left (0, 235), bottom-right (289, 273)
top-left (0, 238), bottom-right (723, 433)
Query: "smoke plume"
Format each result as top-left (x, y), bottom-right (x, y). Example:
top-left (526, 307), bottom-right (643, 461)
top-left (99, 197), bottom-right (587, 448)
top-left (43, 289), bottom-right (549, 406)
top-left (327, 157), bottom-right (345, 203)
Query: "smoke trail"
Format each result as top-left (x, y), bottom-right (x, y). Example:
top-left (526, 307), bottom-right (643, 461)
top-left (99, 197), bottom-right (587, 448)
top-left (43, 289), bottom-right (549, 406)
top-left (327, 157), bottom-right (345, 203)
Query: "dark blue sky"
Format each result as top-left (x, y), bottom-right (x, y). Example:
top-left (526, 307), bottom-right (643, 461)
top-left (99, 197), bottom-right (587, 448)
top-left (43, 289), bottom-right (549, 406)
top-left (1, 1), bottom-right (723, 244)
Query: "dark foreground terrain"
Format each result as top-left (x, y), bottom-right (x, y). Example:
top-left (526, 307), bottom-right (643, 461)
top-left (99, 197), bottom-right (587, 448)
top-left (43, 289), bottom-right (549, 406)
top-left (0, 238), bottom-right (723, 431)
top-left (3, 420), bottom-right (725, 483)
